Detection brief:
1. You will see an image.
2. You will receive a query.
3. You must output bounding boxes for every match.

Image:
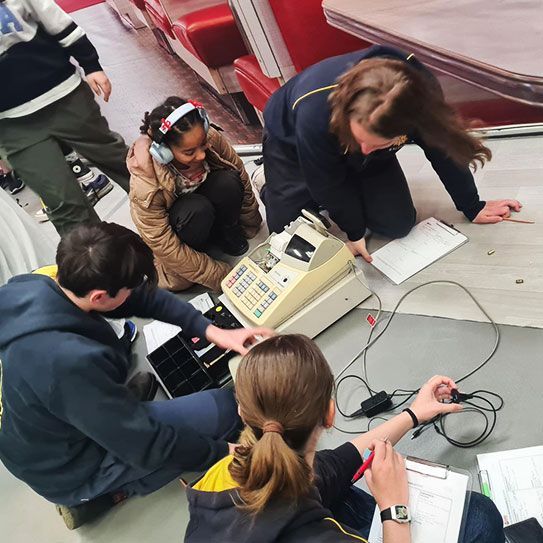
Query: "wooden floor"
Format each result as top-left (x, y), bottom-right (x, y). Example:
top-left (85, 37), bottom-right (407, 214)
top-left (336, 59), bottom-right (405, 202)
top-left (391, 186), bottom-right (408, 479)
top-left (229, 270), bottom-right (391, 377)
top-left (359, 136), bottom-right (543, 328)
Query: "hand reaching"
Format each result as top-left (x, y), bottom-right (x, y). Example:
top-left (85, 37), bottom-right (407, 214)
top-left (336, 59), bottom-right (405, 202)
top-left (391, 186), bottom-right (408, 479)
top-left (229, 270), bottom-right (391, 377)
top-left (473, 199), bottom-right (522, 224)
top-left (346, 237), bottom-right (372, 263)
top-left (205, 325), bottom-right (275, 355)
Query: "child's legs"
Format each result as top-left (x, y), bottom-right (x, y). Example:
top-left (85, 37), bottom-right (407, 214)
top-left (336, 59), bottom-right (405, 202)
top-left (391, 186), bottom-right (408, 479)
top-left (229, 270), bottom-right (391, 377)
top-left (117, 389), bottom-right (240, 497)
top-left (329, 487), bottom-right (376, 539)
top-left (168, 193), bottom-right (215, 250)
top-left (50, 83), bottom-right (130, 193)
top-left (7, 138), bottom-right (99, 235)
top-left (196, 169), bottom-right (244, 229)
top-left (59, 388), bottom-right (240, 506)
top-left (461, 491), bottom-right (505, 543)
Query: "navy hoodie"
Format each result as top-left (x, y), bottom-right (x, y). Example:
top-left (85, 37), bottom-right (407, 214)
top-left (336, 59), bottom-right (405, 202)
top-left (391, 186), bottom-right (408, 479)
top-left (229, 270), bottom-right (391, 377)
top-left (0, 274), bottom-right (227, 503)
top-left (263, 45), bottom-right (485, 241)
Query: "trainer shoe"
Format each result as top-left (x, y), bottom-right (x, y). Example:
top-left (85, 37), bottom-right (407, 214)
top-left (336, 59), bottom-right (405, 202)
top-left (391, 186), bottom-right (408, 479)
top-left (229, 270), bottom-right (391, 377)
top-left (126, 371), bottom-right (158, 402)
top-left (35, 207), bottom-right (50, 223)
top-left (82, 174), bottom-right (113, 205)
top-left (65, 151), bottom-right (94, 183)
top-left (249, 163), bottom-right (265, 195)
top-left (219, 224), bottom-right (249, 256)
top-left (56, 491), bottom-right (127, 530)
top-left (1, 172), bottom-right (25, 195)
top-left (125, 320), bottom-right (138, 343)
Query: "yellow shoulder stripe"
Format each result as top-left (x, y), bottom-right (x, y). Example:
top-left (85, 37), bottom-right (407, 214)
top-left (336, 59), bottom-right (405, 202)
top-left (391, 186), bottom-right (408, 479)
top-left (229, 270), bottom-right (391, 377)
top-left (324, 517), bottom-right (368, 542)
top-left (33, 265), bottom-right (58, 279)
top-left (291, 84), bottom-right (339, 110)
top-left (406, 53), bottom-right (415, 61)
top-left (193, 455), bottom-right (238, 492)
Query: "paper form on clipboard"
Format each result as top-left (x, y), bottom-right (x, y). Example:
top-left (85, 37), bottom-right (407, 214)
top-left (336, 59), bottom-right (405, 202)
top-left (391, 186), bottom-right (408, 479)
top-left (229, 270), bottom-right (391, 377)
top-left (370, 217), bottom-right (468, 284)
top-left (368, 457), bottom-right (470, 543)
top-left (477, 445), bottom-right (543, 527)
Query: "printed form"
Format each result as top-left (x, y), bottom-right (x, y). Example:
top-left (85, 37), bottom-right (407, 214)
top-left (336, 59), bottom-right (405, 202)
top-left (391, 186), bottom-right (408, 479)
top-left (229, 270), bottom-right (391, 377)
top-left (368, 459), bottom-right (469, 543)
top-left (477, 446), bottom-right (543, 527)
top-left (371, 217), bottom-right (468, 284)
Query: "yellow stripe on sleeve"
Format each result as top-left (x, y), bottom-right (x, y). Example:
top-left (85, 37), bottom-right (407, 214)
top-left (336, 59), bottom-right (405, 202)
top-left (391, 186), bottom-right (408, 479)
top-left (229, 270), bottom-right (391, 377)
top-left (324, 517), bottom-right (368, 542)
top-left (291, 84), bottom-right (339, 110)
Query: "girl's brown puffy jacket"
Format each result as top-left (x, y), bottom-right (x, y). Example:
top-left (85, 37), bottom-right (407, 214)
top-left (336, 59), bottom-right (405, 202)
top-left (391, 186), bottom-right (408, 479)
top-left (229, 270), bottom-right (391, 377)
top-left (128, 128), bottom-right (262, 292)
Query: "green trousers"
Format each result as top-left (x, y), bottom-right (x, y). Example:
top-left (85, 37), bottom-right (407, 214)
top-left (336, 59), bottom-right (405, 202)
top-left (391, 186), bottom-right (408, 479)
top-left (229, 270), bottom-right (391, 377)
top-left (0, 83), bottom-right (130, 236)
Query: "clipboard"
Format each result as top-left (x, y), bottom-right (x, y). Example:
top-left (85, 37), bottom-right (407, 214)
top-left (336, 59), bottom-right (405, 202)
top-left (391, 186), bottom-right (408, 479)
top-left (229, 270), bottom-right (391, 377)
top-left (370, 217), bottom-right (469, 285)
top-left (477, 446), bottom-right (543, 527)
top-left (367, 456), bottom-right (472, 543)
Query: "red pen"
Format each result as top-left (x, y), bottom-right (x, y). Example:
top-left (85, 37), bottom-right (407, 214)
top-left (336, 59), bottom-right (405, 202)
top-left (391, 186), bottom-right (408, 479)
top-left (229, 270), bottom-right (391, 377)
top-left (351, 450), bottom-right (375, 484)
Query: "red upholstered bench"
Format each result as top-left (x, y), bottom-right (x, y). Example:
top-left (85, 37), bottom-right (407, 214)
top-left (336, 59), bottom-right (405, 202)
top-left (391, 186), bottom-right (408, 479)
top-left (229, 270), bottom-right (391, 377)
top-left (144, 0), bottom-right (174, 38)
top-left (129, 0), bottom-right (145, 10)
top-left (171, 3), bottom-right (247, 69)
top-left (234, 55), bottom-right (281, 112)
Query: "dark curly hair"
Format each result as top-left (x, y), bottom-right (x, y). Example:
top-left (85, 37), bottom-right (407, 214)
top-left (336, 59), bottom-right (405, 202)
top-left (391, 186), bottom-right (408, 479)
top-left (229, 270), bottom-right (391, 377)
top-left (140, 96), bottom-right (205, 146)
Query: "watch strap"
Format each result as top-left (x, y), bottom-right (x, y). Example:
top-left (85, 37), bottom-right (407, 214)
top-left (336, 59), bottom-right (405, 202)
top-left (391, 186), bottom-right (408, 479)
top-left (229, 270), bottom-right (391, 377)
top-left (380, 508), bottom-right (393, 522)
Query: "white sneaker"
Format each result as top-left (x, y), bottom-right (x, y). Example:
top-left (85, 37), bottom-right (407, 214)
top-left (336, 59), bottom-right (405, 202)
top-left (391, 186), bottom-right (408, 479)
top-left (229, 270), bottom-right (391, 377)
top-left (250, 163), bottom-right (265, 195)
top-left (35, 207), bottom-right (50, 223)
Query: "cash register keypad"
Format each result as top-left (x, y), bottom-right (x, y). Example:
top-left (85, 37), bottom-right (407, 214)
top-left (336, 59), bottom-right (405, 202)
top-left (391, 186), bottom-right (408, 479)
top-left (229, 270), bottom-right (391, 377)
top-left (226, 265), bottom-right (278, 318)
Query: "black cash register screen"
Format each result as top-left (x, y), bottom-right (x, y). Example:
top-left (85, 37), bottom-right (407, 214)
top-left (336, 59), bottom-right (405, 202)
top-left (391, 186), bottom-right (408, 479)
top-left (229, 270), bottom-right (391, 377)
top-left (284, 234), bottom-right (316, 263)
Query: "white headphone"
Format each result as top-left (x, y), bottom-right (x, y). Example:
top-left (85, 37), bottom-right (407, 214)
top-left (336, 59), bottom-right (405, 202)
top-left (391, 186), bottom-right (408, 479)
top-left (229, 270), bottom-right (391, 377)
top-left (149, 101), bottom-right (210, 165)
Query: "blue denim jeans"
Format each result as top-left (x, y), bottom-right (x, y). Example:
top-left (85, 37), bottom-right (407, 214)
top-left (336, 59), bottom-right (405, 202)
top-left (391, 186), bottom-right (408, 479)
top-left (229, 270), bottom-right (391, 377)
top-left (62, 388), bottom-right (240, 505)
top-left (332, 487), bottom-right (505, 543)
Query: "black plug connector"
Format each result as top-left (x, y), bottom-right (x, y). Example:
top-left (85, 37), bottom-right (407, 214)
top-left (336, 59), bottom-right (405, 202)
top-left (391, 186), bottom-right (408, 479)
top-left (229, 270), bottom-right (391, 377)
top-left (451, 389), bottom-right (473, 403)
top-left (360, 391), bottom-right (392, 417)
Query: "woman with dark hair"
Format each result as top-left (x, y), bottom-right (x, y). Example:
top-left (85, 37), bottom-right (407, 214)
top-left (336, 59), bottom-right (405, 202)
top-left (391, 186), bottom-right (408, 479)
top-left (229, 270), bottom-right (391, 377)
top-left (262, 45), bottom-right (521, 262)
top-left (128, 97), bottom-right (262, 292)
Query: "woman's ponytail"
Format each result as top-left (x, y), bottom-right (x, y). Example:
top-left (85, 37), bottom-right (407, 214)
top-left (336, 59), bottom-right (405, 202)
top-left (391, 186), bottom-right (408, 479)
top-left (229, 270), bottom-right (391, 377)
top-left (230, 426), bottom-right (313, 514)
top-left (229, 335), bottom-right (335, 515)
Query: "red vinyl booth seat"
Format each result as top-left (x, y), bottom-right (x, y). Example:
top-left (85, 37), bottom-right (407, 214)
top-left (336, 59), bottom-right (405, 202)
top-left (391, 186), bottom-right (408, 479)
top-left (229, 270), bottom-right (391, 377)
top-left (269, 0), bottom-right (370, 72)
top-left (144, 0), bottom-right (174, 37)
top-left (129, 0), bottom-right (146, 11)
top-left (234, 55), bottom-right (281, 112)
top-left (171, 4), bottom-right (247, 68)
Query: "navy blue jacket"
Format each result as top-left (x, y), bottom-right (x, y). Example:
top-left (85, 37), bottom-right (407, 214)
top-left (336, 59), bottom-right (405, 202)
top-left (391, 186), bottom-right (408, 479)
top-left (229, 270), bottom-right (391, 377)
top-left (264, 45), bottom-right (485, 241)
top-left (0, 274), bottom-right (226, 503)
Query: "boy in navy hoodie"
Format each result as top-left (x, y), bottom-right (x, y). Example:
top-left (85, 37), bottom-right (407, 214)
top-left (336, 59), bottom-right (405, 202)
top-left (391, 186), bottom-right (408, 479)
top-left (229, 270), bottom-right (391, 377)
top-left (0, 222), bottom-right (271, 529)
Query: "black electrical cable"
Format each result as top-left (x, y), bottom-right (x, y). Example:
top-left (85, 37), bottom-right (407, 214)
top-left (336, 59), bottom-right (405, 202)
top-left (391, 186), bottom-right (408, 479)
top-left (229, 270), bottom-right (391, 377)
top-left (334, 278), bottom-right (504, 446)
top-left (411, 390), bottom-right (504, 448)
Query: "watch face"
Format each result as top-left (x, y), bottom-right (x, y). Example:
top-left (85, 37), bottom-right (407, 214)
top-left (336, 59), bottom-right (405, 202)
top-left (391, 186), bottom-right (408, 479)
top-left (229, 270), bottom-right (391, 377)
top-left (394, 505), bottom-right (409, 521)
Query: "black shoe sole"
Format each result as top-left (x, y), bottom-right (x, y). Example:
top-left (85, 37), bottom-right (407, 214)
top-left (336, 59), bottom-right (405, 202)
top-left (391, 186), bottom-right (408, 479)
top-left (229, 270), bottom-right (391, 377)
top-left (220, 240), bottom-right (249, 257)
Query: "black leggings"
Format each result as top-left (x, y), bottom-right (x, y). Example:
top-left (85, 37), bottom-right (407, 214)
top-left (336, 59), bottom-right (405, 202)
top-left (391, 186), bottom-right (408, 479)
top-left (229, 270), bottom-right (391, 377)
top-left (262, 133), bottom-right (416, 239)
top-left (168, 169), bottom-right (244, 250)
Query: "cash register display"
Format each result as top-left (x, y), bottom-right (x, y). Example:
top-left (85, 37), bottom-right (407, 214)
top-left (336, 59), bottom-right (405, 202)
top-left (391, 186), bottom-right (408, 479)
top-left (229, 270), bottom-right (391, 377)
top-left (284, 235), bottom-right (316, 263)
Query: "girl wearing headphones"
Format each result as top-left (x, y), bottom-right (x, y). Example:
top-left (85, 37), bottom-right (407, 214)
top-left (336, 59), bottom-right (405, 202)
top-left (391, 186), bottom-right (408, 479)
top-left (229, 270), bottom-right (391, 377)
top-left (128, 97), bottom-right (262, 292)
top-left (185, 335), bottom-right (505, 543)
top-left (262, 45), bottom-right (521, 262)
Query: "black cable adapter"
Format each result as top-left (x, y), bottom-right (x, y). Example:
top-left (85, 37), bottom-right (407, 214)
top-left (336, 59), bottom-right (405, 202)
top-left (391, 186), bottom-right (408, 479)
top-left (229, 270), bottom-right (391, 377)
top-left (360, 391), bottom-right (392, 417)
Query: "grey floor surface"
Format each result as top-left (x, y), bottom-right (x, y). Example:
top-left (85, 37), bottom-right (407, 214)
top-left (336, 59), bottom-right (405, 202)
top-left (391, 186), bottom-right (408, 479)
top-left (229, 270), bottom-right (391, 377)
top-left (3, 308), bottom-right (542, 542)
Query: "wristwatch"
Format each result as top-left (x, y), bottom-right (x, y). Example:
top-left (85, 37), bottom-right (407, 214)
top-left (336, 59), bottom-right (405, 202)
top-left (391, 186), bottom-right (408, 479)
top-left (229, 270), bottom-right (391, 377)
top-left (380, 504), bottom-right (411, 524)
